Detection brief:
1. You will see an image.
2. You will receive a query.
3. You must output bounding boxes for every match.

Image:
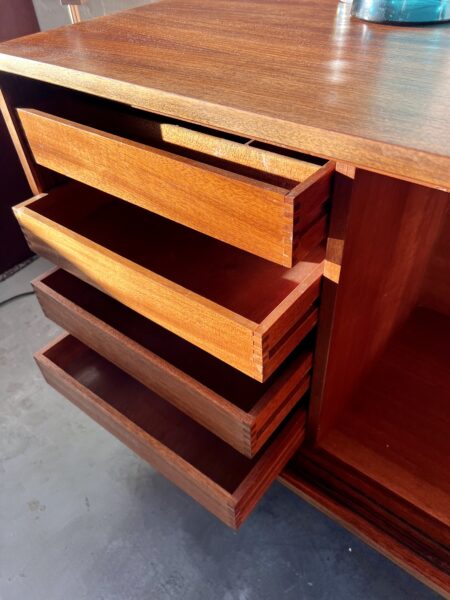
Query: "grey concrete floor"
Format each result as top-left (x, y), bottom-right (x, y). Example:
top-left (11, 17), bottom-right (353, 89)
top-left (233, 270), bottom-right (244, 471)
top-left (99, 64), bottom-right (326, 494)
top-left (0, 259), bottom-right (439, 600)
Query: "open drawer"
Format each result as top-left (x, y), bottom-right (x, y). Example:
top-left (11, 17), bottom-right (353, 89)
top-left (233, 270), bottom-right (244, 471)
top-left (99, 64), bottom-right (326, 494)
top-left (33, 268), bottom-right (312, 457)
top-left (35, 334), bottom-right (306, 528)
top-left (15, 182), bottom-right (323, 381)
top-left (17, 104), bottom-right (333, 267)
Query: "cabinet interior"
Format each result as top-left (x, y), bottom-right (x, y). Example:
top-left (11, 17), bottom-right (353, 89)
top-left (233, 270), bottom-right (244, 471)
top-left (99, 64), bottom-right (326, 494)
top-left (310, 175), bottom-right (450, 546)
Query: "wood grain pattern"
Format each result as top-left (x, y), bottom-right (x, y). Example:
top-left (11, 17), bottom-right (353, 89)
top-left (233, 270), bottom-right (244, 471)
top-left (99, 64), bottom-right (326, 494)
top-left (33, 268), bottom-right (312, 457)
top-left (287, 450), bottom-right (450, 566)
top-left (36, 334), bottom-right (306, 529)
top-left (1, 72), bottom-right (324, 185)
top-left (0, 0), bottom-right (449, 189)
top-left (289, 168), bottom-right (450, 594)
top-left (320, 307), bottom-right (450, 543)
top-left (419, 205), bottom-right (450, 317)
top-left (2, 3), bottom-right (447, 588)
top-left (17, 108), bottom-right (331, 266)
top-left (306, 168), bottom-right (354, 441)
top-left (279, 463), bottom-right (450, 598)
top-left (308, 169), bottom-right (449, 442)
top-left (15, 182), bottom-right (323, 381)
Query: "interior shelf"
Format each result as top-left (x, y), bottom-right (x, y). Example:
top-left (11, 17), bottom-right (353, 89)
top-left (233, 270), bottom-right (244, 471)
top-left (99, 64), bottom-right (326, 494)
top-left (320, 307), bottom-right (450, 534)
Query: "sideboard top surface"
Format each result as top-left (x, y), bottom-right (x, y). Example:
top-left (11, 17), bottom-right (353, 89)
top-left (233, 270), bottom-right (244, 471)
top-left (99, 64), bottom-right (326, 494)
top-left (0, 0), bottom-right (449, 188)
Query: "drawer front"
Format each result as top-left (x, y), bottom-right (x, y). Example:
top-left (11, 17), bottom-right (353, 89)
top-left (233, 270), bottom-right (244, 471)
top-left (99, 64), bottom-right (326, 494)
top-left (18, 107), bottom-right (333, 267)
top-left (14, 182), bottom-right (324, 381)
top-left (36, 334), bottom-right (306, 529)
top-left (33, 268), bottom-right (312, 457)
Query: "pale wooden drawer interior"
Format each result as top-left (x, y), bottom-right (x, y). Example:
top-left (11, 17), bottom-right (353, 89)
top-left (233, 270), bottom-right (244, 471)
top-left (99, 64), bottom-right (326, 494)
top-left (13, 78), bottom-right (332, 267)
top-left (33, 268), bottom-right (313, 457)
top-left (36, 334), bottom-right (306, 529)
top-left (15, 181), bottom-right (324, 381)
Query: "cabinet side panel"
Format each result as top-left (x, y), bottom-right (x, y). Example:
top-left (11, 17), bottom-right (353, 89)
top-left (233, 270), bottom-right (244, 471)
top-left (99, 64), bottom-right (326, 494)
top-left (419, 205), bottom-right (450, 317)
top-left (308, 169), bottom-right (448, 442)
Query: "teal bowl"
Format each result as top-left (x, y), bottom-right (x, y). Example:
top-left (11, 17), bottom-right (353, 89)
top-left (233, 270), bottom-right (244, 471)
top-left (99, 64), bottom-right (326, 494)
top-left (351, 0), bottom-right (450, 23)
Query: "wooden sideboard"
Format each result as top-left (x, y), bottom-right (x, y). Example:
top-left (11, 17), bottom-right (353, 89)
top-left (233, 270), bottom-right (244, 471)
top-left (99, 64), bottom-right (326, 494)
top-left (0, 0), bottom-right (448, 594)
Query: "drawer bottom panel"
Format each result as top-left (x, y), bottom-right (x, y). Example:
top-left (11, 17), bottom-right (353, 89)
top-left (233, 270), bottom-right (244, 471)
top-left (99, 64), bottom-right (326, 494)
top-left (35, 334), bottom-right (306, 529)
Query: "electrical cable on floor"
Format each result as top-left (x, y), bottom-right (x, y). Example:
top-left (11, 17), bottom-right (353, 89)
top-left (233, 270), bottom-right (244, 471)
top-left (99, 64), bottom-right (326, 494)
top-left (0, 290), bottom-right (35, 308)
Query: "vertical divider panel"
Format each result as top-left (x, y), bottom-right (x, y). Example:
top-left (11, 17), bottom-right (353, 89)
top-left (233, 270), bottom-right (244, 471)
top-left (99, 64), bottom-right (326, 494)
top-left (307, 167), bottom-right (448, 444)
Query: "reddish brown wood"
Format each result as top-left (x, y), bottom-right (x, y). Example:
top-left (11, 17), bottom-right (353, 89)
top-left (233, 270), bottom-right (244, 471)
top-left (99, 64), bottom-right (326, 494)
top-left (15, 181), bottom-right (323, 381)
top-left (279, 465), bottom-right (450, 598)
top-left (306, 167), bottom-right (353, 442)
top-left (17, 106), bottom-right (332, 266)
top-left (0, 4), bottom-right (448, 590)
top-left (289, 169), bottom-right (450, 596)
top-left (289, 448), bottom-right (450, 561)
top-left (36, 334), bottom-right (306, 529)
top-left (309, 170), bottom-right (448, 443)
top-left (33, 268), bottom-right (312, 457)
top-left (0, 0), bottom-right (449, 189)
top-left (319, 307), bottom-right (450, 544)
top-left (420, 206), bottom-right (450, 317)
